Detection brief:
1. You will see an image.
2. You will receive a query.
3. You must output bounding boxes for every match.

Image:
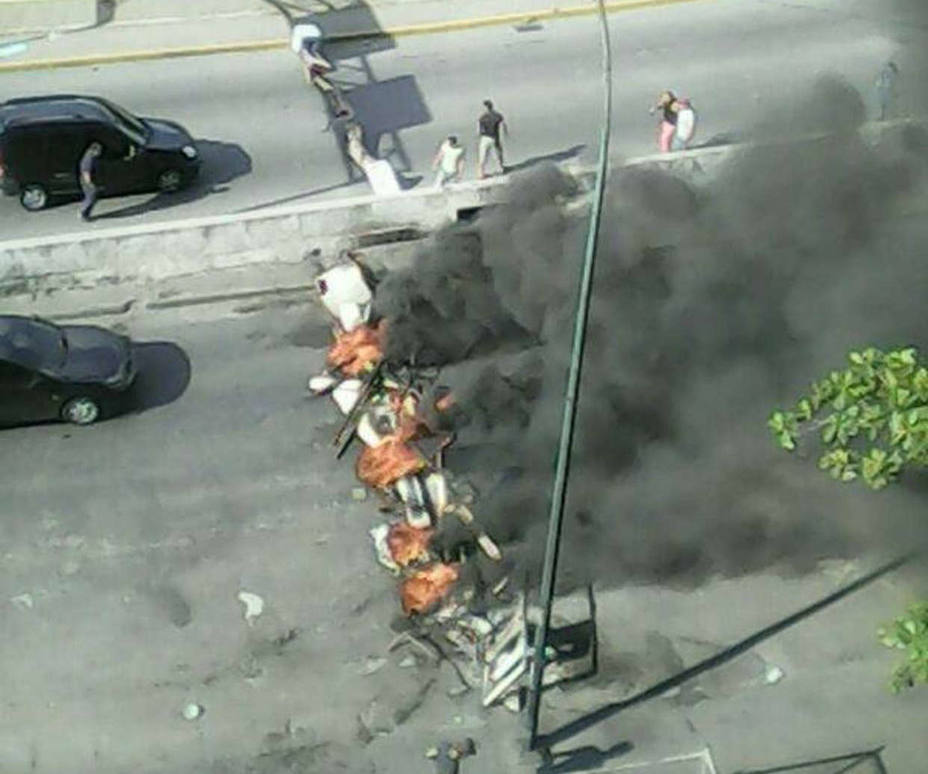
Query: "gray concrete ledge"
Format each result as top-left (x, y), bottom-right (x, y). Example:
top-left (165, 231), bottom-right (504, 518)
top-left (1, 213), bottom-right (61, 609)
top-left (0, 119), bottom-right (917, 303)
top-left (0, 0), bottom-right (100, 34)
top-left (0, 176), bottom-right (508, 297)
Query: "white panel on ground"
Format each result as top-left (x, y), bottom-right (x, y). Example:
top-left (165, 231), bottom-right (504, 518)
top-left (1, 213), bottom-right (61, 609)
top-left (363, 159), bottom-right (402, 196)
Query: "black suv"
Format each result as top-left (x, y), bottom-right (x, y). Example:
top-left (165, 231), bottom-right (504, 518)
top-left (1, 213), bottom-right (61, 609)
top-left (0, 94), bottom-right (200, 211)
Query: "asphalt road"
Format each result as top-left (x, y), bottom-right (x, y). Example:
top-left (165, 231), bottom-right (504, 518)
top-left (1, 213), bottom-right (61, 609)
top-left (0, 0), bottom-right (921, 240)
top-left (0, 298), bottom-right (515, 774)
top-left (1, 295), bottom-right (924, 774)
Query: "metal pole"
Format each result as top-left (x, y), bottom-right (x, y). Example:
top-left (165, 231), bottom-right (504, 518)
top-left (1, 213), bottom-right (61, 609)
top-left (526, 0), bottom-right (613, 750)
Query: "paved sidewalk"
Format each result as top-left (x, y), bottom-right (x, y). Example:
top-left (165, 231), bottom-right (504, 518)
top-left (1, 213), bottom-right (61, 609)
top-left (0, 0), bottom-right (663, 70)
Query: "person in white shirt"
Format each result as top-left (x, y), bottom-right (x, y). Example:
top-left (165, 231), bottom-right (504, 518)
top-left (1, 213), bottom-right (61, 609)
top-left (671, 98), bottom-right (696, 151)
top-left (433, 135), bottom-right (465, 188)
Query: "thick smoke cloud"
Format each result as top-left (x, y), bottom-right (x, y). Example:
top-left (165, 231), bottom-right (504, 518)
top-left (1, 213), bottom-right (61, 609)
top-left (373, 76), bottom-right (928, 592)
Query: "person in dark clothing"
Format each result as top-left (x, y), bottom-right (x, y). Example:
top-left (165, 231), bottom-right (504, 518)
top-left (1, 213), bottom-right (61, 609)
top-left (79, 142), bottom-right (103, 221)
top-left (477, 99), bottom-right (507, 178)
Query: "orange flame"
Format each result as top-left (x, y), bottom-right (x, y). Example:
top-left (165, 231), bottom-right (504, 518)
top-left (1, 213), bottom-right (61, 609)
top-left (327, 321), bottom-right (386, 376)
top-left (386, 522), bottom-right (434, 567)
top-left (356, 435), bottom-right (426, 489)
top-left (400, 562), bottom-right (460, 615)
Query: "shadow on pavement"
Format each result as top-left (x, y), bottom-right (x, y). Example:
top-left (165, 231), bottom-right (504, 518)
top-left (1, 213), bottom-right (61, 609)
top-left (95, 139), bottom-right (252, 219)
top-left (506, 144), bottom-right (587, 175)
top-left (733, 747), bottom-right (888, 774)
top-left (696, 132), bottom-right (742, 148)
top-left (533, 555), bottom-right (913, 752)
top-left (125, 341), bottom-right (191, 414)
top-left (537, 742), bottom-right (633, 774)
top-left (343, 74), bottom-right (432, 159)
top-left (235, 177), bottom-right (365, 212)
top-left (264, 1), bottom-right (430, 182)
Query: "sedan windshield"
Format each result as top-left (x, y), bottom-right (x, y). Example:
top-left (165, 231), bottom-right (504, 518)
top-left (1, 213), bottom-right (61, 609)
top-left (0, 317), bottom-right (67, 373)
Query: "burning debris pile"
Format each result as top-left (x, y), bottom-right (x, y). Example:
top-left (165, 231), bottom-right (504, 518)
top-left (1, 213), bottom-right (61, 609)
top-left (308, 258), bottom-right (529, 708)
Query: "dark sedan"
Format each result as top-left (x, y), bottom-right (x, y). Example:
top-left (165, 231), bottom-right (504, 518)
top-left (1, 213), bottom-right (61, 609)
top-left (0, 315), bottom-right (135, 427)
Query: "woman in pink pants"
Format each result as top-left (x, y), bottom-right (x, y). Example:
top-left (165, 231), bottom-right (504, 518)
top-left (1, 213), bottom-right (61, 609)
top-left (650, 91), bottom-right (677, 153)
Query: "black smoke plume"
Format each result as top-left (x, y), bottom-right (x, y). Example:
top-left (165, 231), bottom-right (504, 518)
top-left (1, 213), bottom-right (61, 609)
top-left (373, 76), bottom-right (928, 592)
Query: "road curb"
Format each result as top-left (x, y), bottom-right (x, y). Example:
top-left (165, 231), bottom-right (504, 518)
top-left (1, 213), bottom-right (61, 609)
top-left (146, 282), bottom-right (314, 310)
top-left (0, 0), bottom-right (702, 72)
top-left (37, 283), bottom-right (317, 322)
top-left (45, 298), bottom-right (135, 321)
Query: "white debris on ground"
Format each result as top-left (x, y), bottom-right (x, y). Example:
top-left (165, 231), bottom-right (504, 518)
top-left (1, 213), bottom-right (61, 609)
top-left (307, 257), bottom-right (534, 711)
top-left (237, 591), bottom-right (265, 627)
top-left (10, 592), bottom-right (34, 611)
top-left (764, 665), bottom-right (785, 685)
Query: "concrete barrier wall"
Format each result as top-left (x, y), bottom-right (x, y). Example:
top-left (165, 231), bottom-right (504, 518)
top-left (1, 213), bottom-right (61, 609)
top-left (0, 0), bottom-right (99, 33)
top-left (0, 177), bottom-right (509, 296)
top-left (0, 120), bottom-right (914, 299)
top-left (0, 147), bottom-right (727, 298)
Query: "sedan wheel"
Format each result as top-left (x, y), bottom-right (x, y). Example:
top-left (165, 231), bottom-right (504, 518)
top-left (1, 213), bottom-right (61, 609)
top-left (61, 397), bottom-right (101, 426)
top-left (157, 169), bottom-right (183, 192)
top-left (20, 184), bottom-right (49, 211)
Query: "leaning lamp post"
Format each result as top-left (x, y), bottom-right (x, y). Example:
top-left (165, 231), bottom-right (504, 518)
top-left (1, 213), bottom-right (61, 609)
top-left (525, 0), bottom-right (614, 752)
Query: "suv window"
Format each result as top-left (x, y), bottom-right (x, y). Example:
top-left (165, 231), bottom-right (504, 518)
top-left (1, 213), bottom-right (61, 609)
top-left (0, 360), bottom-right (34, 388)
top-left (44, 124), bottom-right (94, 170)
top-left (93, 124), bottom-right (130, 158)
top-left (2, 128), bottom-right (47, 171)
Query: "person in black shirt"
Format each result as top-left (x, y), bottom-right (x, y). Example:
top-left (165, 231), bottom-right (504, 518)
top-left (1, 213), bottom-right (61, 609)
top-left (78, 142), bottom-right (103, 221)
top-left (477, 99), bottom-right (507, 178)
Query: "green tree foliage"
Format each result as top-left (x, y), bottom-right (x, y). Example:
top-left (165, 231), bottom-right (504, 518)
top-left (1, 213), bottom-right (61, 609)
top-left (768, 347), bottom-right (928, 489)
top-left (878, 602), bottom-right (928, 692)
top-left (768, 347), bottom-right (927, 693)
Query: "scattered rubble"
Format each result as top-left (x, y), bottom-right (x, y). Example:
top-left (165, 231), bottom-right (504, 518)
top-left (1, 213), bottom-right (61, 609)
top-left (426, 738), bottom-right (478, 773)
top-left (306, 257), bottom-right (578, 713)
top-left (359, 657), bottom-right (388, 676)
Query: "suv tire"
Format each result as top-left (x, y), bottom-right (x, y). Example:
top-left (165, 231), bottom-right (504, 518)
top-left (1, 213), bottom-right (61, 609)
top-left (157, 169), bottom-right (183, 192)
top-left (20, 183), bottom-right (48, 211)
top-left (61, 396), bottom-right (101, 425)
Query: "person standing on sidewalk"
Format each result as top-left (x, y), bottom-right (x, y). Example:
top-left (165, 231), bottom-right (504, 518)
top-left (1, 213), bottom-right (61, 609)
top-left (477, 99), bottom-right (507, 178)
top-left (78, 142), bottom-right (102, 222)
top-left (671, 97), bottom-right (696, 151)
top-left (875, 61), bottom-right (899, 121)
top-left (649, 90), bottom-right (677, 153)
top-left (433, 135), bottom-right (465, 188)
